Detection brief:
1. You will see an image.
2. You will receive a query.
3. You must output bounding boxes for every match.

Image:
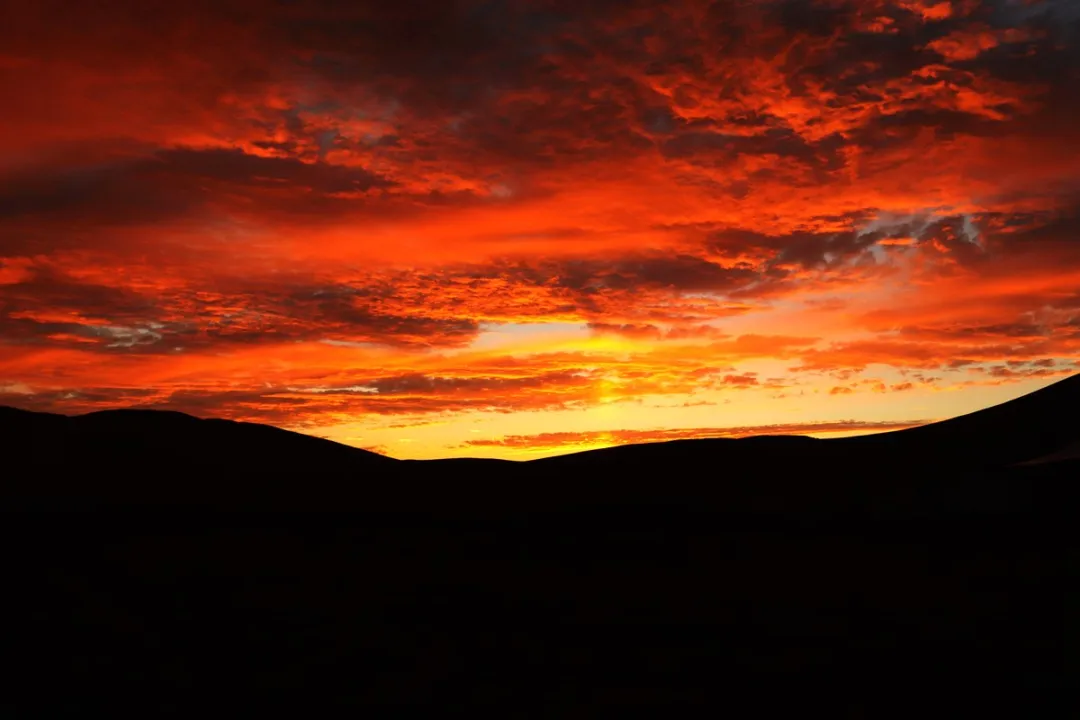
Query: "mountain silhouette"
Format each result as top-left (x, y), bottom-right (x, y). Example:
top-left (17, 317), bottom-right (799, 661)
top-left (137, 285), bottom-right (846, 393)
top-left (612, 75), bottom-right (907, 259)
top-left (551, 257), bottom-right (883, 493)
top-left (3, 379), bottom-right (1077, 711)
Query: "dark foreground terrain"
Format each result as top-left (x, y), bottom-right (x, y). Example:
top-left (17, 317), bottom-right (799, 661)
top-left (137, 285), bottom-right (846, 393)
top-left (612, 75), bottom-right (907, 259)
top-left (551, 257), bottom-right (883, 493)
top-left (3, 377), bottom-right (1079, 711)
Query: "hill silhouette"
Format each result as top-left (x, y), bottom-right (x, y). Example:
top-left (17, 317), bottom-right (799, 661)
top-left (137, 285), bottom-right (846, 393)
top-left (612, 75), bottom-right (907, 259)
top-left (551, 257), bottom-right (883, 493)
top-left (3, 378), bottom-right (1077, 711)
top-left (3, 374), bottom-right (1080, 510)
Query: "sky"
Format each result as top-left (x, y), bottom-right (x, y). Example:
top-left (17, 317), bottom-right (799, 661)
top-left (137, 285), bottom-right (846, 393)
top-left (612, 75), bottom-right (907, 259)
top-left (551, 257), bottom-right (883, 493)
top-left (1, 0), bottom-right (1079, 460)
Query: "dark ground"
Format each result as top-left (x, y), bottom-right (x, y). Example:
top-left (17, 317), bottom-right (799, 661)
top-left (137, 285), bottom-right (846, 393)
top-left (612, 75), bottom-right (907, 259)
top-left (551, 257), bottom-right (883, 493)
top-left (3, 378), bottom-right (1079, 711)
top-left (3, 511), bottom-right (1075, 713)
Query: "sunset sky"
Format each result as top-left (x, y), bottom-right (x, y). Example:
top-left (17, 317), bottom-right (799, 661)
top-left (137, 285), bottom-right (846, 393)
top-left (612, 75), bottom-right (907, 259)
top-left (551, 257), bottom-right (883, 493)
top-left (2, 0), bottom-right (1079, 459)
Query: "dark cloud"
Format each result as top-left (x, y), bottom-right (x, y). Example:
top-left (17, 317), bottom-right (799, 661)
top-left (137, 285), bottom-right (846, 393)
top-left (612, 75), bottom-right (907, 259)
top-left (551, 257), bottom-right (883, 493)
top-left (0, 147), bottom-right (392, 225)
top-left (0, 248), bottom-right (773, 357)
top-left (709, 226), bottom-right (884, 271)
top-left (720, 372), bottom-right (759, 387)
top-left (0, 264), bottom-right (480, 353)
top-left (591, 254), bottom-right (757, 292)
top-left (3, 0), bottom-right (1077, 223)
top-left (157, 147), bottom-right (392, 193)
top-left (0, 367), bottom-right (608, 422)
top-left (362, 369), bottom-right (595, 396)
top-left (587, 322), bottom-right (664, 340)
top-left (0, 264), bottom-right (154, 319)
top-left (0, 158), bottom-right (200, 225)
top-left (282, 1), bottom-right (577, 114)
top-left (981, 208), bottom-right (1080, 258)
top-left (705, 210), bottom-right (999, 273)
top-left (898, 322), bottom-right (1052, 342)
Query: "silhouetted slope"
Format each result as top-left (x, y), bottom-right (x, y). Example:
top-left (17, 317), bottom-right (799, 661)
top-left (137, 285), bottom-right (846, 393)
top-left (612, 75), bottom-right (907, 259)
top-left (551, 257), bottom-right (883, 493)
top-left (1020, 440), bottom-right (1080, 465)
top-left (527, 433), bottom-right (826, 468)
top-left (838, 373), bottom-right (1080, 468)
top-left (528, 374), bottom-right (1080, 472)
top-left (1, 406), bottom-right (396, 507)
top-left (3, 406), bottom-right (393, 470)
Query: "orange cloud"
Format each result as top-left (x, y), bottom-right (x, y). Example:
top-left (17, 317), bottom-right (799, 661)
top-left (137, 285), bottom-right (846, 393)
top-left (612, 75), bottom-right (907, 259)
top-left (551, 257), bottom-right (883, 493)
top-left (2, 0), bottom-right (1079, 458)
top-left (462, 420), bottom-right (931, 454)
